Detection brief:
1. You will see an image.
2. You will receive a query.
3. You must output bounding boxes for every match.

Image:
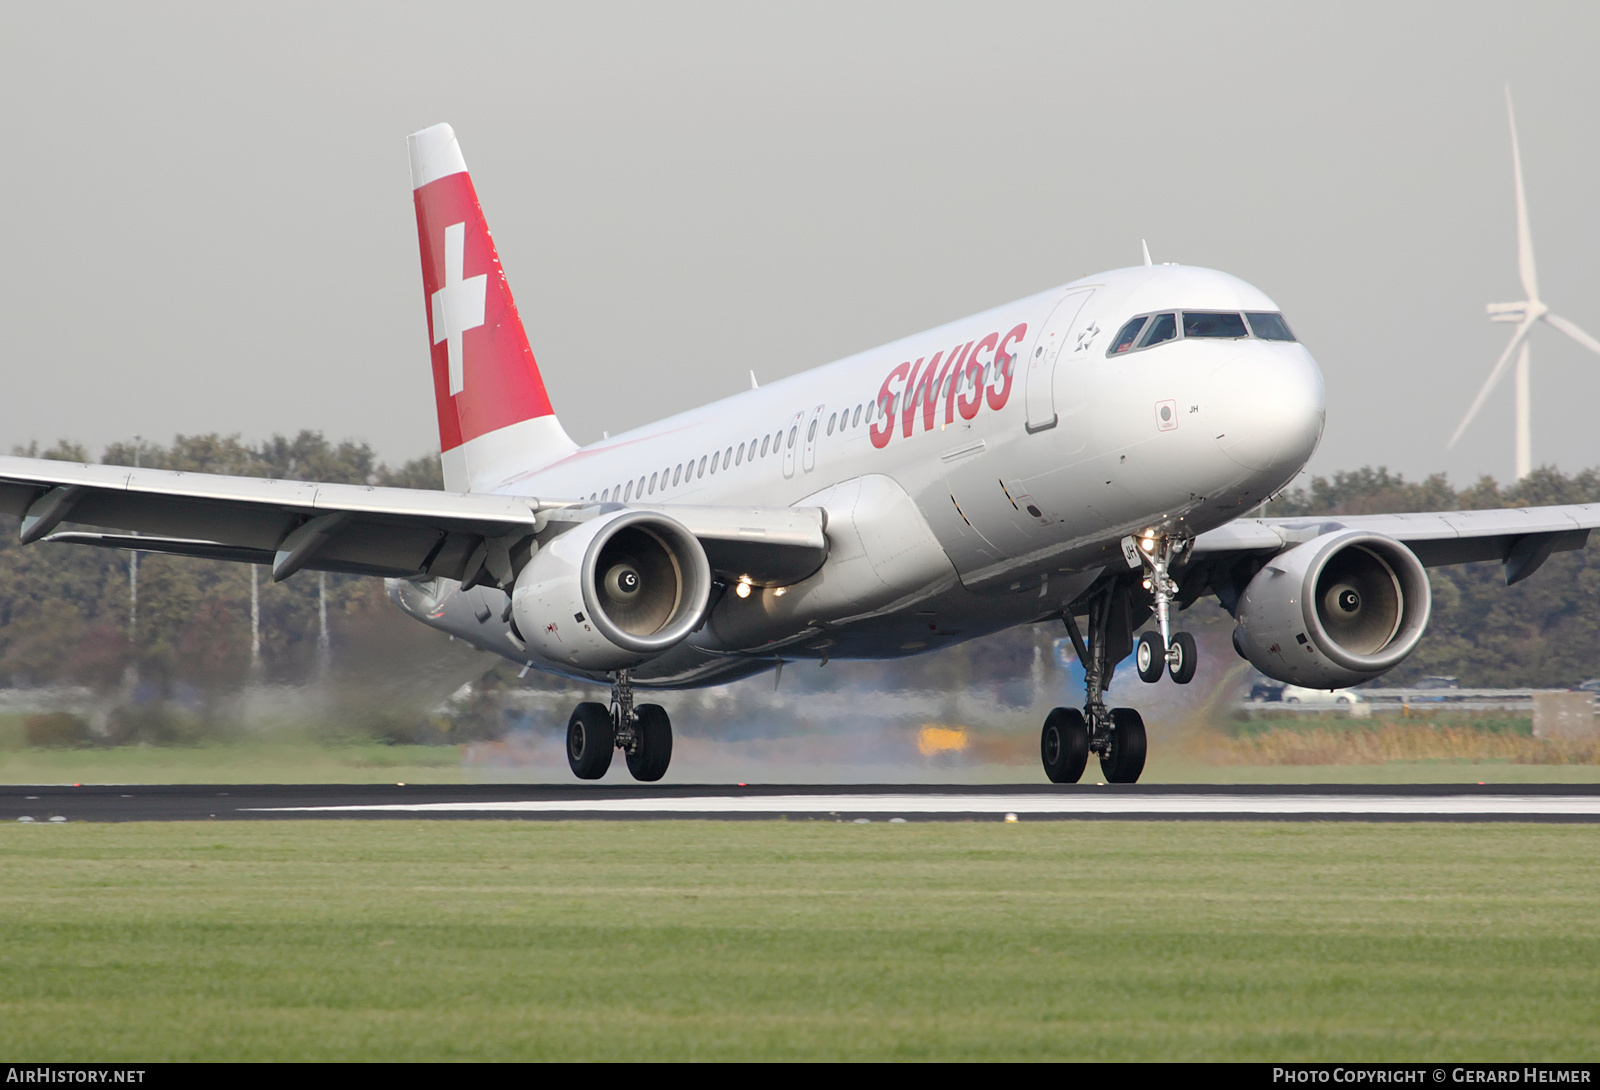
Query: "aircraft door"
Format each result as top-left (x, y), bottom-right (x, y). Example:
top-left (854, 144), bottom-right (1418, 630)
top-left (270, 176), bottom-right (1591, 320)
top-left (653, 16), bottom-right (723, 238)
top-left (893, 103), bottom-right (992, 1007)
top-left (1024, 289), bottom-right (1094, 433)
top-left (802, 403), bottom-right (825, 472)
top-left (781, 409), bottom-right (806, 479)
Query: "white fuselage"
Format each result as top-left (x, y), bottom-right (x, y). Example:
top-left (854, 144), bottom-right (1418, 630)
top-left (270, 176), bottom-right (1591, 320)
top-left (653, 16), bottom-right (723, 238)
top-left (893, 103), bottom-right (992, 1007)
top-left (414, 264), bottom-right (1325, 688)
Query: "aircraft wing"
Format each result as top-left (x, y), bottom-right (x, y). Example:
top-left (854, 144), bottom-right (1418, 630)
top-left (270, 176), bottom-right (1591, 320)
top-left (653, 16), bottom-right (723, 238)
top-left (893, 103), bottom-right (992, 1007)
top-left (0, 455), bottom-right (828, 587)
top-left (1191, 503), bottom-right (1600, 585)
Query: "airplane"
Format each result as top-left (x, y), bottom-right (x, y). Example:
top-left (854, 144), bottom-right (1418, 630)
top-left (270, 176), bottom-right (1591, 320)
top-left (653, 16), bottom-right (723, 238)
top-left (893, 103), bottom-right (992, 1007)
top-left (3, 122), bottom-right (1598, 785)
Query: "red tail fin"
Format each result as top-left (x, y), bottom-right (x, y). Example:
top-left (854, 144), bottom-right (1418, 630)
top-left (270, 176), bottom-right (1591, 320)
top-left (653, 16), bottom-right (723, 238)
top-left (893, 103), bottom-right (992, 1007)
top-left (409, 123), bottom-right (575, 492)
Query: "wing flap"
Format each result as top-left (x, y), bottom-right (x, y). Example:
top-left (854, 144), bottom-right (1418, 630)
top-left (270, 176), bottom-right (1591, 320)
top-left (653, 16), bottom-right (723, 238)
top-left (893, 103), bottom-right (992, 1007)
top-left (43, 530), bottom-right (441, 579)
top-left (43, 532), bottom-right (277, 567)
top-left (65, 491), bottom-right (296, 550)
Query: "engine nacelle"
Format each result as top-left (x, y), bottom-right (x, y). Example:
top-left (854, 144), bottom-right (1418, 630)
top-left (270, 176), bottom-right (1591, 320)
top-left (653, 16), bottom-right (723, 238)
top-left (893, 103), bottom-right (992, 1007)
top-left (512, 509), bottom-right (713, 672)
top-left (1233, 530), bottom-right (1431, 689)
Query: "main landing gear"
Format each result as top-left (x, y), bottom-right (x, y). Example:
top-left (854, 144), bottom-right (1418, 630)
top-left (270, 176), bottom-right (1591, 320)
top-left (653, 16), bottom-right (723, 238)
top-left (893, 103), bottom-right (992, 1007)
top-left (1044, 582), bottom-right (1148, 784)
top-left (566, 669), bottom-right (673, 782)
top-left (1035, 578), bottom-right (1141, 786)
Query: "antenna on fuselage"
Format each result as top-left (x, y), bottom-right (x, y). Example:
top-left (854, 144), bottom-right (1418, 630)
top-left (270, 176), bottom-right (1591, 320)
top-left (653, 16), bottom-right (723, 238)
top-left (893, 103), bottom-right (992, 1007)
top-left (1141, 240), bottom-right (1153, 267)
top-left (750, 370), bottom-right (759, 390)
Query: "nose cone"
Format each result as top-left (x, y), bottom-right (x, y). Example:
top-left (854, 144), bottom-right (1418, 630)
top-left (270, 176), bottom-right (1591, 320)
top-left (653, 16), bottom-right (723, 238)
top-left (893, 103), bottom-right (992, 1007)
top-left (1213, 347), bottom-right (1325, 473)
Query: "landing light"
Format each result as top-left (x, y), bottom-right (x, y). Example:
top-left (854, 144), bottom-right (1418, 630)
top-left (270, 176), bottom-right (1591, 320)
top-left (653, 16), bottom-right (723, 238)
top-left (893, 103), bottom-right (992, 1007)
top-left (735, 578), bottom-right (752, 599)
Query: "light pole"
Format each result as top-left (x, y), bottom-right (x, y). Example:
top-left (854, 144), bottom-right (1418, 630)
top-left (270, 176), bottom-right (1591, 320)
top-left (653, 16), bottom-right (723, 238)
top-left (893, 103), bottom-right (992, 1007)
top-left (317, 571), bottom-right (330, 680)
top-left (250, 564), bottom-right (261, 678)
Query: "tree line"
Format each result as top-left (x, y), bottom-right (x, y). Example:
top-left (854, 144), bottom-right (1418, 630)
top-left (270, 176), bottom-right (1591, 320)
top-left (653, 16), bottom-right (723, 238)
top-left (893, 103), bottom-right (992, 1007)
top-left (0, 433), bottom-right (443, 697)
top-left (0, 437), bottom-right (1594, 710)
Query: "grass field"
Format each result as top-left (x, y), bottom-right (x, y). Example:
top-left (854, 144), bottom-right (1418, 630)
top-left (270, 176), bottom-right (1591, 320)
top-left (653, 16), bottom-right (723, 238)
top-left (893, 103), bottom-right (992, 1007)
top-left (1208, 712), bottom-right (1600, 767)
top-left (1, 820), bottom-right (1596, 1060)
top-left (0, 739), bottom-right (474, 785)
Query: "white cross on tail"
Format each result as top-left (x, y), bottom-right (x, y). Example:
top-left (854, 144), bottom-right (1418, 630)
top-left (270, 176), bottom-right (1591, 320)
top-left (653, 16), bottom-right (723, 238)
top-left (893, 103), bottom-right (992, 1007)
top-left (430, 222), bottom-right (487, 395)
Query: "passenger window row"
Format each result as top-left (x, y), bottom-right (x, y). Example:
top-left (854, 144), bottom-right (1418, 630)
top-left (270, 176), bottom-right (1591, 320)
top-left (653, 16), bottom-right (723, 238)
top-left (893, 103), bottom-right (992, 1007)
top-left (585, 391), bottom-right (889, 503)
top-left (1107, 311), bottom-right (1296, 357)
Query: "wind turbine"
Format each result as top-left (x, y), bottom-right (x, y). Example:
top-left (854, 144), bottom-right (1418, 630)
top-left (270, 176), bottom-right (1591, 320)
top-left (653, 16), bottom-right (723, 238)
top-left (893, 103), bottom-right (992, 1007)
top-left (1449, 88), bottom-right (1600, 480)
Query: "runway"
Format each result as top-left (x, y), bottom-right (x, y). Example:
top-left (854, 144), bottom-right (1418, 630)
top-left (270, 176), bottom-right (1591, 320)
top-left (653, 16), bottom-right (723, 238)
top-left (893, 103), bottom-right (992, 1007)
top-left (6, 783), bottom-right (1600, 822)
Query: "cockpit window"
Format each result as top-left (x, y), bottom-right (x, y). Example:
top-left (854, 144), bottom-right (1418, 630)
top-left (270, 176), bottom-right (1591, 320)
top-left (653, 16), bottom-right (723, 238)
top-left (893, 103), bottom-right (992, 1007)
top-left (1183, 311), bottom-right (1248, 339)
top-left (1106, 307), bottom-right (1299, 356)
top-left (1245, 312), bottom-right (1296, 341)
top-left (1138, 313), bottom-right (1177, 349)
top-left (1109, 317), bottom-right (1148, 354)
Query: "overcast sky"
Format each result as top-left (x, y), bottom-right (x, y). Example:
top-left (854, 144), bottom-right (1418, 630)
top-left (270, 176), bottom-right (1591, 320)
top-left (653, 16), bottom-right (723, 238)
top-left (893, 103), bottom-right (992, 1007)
top-left (3, 2), bottom-right (1598, 488)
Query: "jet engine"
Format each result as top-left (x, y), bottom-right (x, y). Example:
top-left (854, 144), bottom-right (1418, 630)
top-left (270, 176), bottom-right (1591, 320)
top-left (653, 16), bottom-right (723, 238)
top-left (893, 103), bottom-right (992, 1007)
top-left (1233, 530), bottom-right (1431, 689)
top-left (511, 509), bottom-right (713, 672)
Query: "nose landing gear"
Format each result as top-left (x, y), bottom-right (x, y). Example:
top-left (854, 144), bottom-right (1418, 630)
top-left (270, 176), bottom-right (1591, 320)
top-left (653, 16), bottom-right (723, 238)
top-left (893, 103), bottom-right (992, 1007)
top-left (1133, 532), bottom-right (1197, 685)
top-left (565, 669), bottom-right (674, 782)
top-left (1138, 629), bottom-right (1197, 684)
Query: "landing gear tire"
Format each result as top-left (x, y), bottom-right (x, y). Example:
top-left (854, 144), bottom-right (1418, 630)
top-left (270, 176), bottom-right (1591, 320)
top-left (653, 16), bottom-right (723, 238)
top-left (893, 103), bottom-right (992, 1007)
top-left (567, 701), bottom-right (614, 780)
top-left (1168, 631), bottom-right (1197, 685)
top-left (1100, 707), bottom-right (1147, 784)
top-left (625, 703), bottom-right (673, 782)
top-left (1040, 707), bottom-right (1089, 784)
top-left (1136, 631), bottom-right (1164, 683)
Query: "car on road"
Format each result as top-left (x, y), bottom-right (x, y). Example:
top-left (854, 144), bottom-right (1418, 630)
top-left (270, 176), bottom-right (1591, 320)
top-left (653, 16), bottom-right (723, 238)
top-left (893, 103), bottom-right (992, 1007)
top-left (1246, 675), bottom-right (1285, 702)
top-left (1280, 684), bottom-right (1367, 705)
top-left (1406, 676), bottom-right (1461, 702)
